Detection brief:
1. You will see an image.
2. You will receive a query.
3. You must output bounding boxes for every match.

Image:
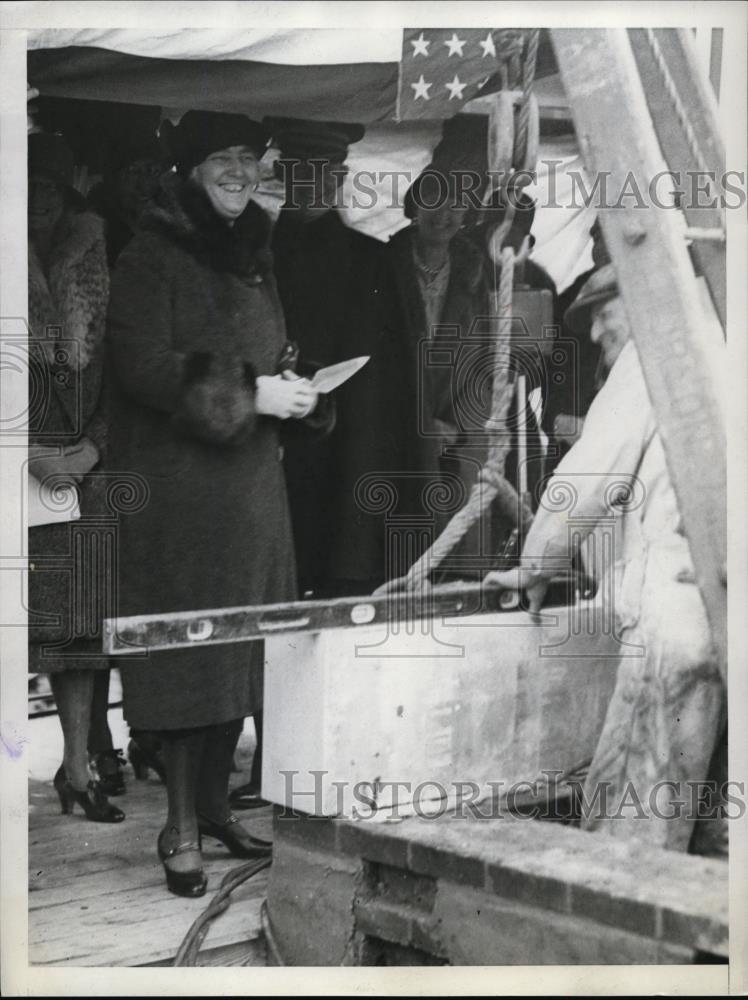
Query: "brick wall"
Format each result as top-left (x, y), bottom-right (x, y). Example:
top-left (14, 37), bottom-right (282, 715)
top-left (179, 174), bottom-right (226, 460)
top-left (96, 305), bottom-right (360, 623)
top-left (265, 807), bottom-right (728, 965)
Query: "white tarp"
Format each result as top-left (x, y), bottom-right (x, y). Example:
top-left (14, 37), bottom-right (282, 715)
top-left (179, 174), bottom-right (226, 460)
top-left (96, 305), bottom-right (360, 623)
top-left (26, 28), bottom-right (403, 64)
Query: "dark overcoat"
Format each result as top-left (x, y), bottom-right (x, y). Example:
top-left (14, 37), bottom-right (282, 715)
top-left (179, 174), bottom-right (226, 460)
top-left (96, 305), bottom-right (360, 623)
top-left (106, 179), bottom-right (297, 730)
top-left (387, 226), bottom-right (492, 576)
top-left (272, 209), bottom-right (435, 593)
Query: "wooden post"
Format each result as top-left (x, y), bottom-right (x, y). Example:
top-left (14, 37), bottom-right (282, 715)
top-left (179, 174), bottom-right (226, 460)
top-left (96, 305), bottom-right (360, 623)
top-left (628, 28), bottom-right (726, 329)
top-left (551, 28), bottom-right (727, 678)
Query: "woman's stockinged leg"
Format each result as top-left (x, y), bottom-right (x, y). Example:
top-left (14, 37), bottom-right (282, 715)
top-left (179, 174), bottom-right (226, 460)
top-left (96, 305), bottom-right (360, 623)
top-left (160, 727), bottom-right (206, 873)
top-left (194, 718), bottom-right (270, 858)
top-left (87, 670), bottom-right (114, 754)
top-left (196, 718), bottom-right (244, 823)
top-left (50, 669), bottom-right (94, 790)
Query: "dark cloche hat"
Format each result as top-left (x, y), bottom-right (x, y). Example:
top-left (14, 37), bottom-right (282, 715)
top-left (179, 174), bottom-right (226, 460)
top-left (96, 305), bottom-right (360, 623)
top-left (28, 131), bottom-right (76, 191)
top-left (106, 132), bottom-right (168, 177)
top-left (163, 111), bottom-right (269, 176)
top-left (101, 103), bottom-right (167, 176)
top-left (264, 117), bottom-right (365, 163)
top-left (564, 263), bottom-right (618, 335)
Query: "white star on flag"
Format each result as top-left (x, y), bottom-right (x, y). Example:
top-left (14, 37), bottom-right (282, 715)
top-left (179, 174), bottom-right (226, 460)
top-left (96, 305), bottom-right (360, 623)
top-left (445, 75), bottom-right (467, 100)
top-left (410, 75), bottom-right (432, 101)
top-left (479, 32), bottom-right (496, 58)
top-left (444, 33), bottom-right (466, 57)
top-left (410, 32), bottom-right (430, 57)
top-left (399, 28), bottom-right (504, 120)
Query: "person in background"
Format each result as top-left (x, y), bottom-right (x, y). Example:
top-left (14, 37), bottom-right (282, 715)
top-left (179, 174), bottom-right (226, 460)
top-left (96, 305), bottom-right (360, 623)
top-left (386, 156), bottom-right (488, 579)
top-left (547, 217), bottom-right (607, 458)
top-left (27, 131), bottom-right (124, 824)
top-left (265, 117), bottom-right (417, 600)
top-left (485, 263), bottom-right (725, 853)
top-left (107, 110), bottom-right (329, 896)
top-left (90, 124), bottom-right (172, 793)
top-left (89, 129), bottom-right (170, 268)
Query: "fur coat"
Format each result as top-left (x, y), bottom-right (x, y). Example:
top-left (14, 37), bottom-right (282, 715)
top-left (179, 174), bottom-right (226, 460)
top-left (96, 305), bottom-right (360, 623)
top-left (106, 177), bottom-right (305, 729)
top-left (27, 209), bottom-right (110, 663)
top-left (28, 210), bottom-right (109, 377)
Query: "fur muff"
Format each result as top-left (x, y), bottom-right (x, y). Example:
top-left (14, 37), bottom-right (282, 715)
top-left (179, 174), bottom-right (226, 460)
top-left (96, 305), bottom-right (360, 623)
top-left (173, 352), bottom-right (258, 445)
top-left (28, 210), bottom-right (109, 371)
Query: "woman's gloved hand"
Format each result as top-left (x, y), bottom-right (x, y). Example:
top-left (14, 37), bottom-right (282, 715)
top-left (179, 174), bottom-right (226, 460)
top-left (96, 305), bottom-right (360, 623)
top-left (256, 371), bottom-right (319, 420)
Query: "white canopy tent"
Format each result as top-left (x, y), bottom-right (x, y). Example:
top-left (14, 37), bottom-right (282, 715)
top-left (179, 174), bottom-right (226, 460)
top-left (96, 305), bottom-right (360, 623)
top-left (27, 27), bottom-right (594, 290)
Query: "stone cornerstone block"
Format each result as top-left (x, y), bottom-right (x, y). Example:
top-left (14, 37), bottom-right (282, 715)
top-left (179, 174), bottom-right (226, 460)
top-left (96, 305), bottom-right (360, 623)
top-left (262, 602), bottom-right (620, 815)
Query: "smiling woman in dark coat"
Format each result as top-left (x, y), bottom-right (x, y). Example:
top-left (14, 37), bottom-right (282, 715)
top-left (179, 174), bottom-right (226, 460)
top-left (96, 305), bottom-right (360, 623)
top-left (107, 111), bottom-right (323, 897)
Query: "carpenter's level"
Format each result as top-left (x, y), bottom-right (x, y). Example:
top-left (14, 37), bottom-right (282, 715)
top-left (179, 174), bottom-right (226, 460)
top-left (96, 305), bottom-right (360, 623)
top-left (102, 576), bottom-right (594, 655)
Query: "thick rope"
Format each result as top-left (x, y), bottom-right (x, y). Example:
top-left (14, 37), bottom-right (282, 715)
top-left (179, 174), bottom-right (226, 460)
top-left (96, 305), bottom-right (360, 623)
top-left (403, 248), bottom-right (529, 591)
top-left (515, 29), bottom-right (540, 173)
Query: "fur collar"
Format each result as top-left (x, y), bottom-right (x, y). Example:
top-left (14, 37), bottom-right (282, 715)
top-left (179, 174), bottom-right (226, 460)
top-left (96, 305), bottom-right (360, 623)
top-left (144, 174), bottom-right (273, 278)
top-left (28, 210), bottom-right (109, 371)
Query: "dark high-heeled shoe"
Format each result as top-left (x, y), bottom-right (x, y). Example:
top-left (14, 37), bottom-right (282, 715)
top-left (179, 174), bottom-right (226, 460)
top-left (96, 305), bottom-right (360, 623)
top-left (128, 737), bottom-right (167, 783)
top-left (197, 813), bottom-right (272, 858)
top-left (91, 748), bottom-right (127, 797)
top-left (157, 830), bottom-right (207, 898)
top-left (53, 765), bottom-right (125, 824)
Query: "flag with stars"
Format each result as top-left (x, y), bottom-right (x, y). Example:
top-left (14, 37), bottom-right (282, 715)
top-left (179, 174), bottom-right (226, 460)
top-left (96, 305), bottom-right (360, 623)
top-left (398, 28), bottom-right (500, 120)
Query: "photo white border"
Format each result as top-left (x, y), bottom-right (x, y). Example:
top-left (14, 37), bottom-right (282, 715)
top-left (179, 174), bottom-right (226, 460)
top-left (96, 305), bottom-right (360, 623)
top-left (1, 1), bottom-right (745, 995)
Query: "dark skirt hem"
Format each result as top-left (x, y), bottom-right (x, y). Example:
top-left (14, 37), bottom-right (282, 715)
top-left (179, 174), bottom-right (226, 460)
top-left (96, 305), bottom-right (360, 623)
top-left (29, 641), bottom-right (112, 674)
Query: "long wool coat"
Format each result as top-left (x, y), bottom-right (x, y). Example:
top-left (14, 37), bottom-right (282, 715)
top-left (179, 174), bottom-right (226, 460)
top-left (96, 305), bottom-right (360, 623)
top-left (106, 179), bottom-right (298, 730)
top-left (27, 209), bottom-right (111, 669)
top-left (272, 209), bottom-right (437, 594)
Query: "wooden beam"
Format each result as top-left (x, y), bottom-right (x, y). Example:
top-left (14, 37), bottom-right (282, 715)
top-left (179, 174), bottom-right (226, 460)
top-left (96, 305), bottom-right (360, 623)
top-left (628, 28), bottom-right (726, 329)
top-left (551, 29), bottom-right (727, 678)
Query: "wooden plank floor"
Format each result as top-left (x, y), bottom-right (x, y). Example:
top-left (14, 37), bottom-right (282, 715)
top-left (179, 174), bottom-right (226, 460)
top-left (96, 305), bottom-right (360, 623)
top-left (29, 709), bottom-right (270, 967)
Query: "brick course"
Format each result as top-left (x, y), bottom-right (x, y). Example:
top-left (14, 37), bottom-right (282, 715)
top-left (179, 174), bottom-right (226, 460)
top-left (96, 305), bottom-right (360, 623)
top-left (271, 807), bottom-right (728, 963)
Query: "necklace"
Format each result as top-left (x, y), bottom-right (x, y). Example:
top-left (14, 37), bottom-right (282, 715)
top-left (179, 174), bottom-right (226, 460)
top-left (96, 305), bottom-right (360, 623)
top-left (413, 246), bottom-right (448, 281)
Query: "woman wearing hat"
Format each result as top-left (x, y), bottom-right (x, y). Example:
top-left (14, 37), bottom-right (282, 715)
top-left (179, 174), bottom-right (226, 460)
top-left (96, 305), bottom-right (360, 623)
top-left (89, 130), bottom-right (170, 268)
top-left (385, 159), bottom-right (490, 577)
top-left (107, 110), bottom-right (326, 897)
top-left (27, 131), bottom-right (124, 824)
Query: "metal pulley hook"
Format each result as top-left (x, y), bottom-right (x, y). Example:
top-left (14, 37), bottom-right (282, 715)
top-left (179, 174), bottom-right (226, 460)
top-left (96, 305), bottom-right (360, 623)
top-left (487, 201), bottom-right (517, 266)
